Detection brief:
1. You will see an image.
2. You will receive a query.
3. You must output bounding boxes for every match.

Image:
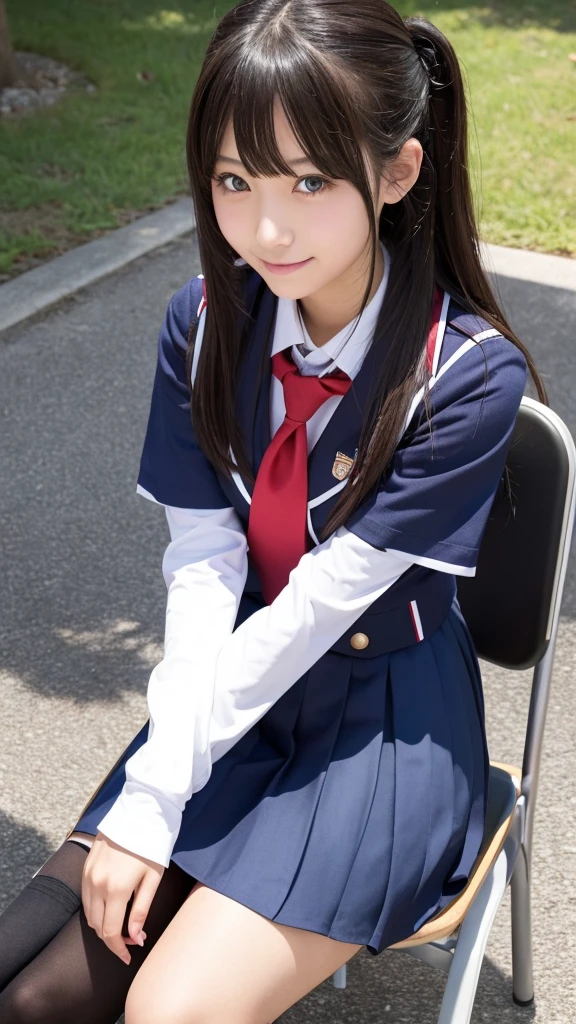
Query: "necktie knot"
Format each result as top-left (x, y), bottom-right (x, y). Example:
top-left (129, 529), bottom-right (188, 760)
top-left (271, 349), bottom-right (351, 424)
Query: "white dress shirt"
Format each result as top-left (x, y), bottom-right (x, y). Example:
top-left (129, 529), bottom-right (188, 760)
top-left (96, 244), bottom-right (419, 867)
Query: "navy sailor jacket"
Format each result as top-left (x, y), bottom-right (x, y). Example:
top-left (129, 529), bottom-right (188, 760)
top-left (137, 269), bottom-right (528, 659)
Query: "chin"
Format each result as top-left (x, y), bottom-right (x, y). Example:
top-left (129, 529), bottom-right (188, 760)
top-left (257, 270), bottom-right (327, 303)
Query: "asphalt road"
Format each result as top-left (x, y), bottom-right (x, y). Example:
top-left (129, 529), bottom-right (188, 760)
top-left (0, 236), bottom-right (575, 1023)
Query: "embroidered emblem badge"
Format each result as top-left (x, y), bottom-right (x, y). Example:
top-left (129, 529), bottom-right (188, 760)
top-left (332, 451), bottom-right (356, 481)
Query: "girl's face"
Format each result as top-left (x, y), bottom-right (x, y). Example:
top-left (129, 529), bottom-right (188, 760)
top-left (211, 100), bottom-right (380, 303)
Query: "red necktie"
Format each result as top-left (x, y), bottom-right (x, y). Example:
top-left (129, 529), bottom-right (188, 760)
top-left (247, 349), bottom-right (352, 604)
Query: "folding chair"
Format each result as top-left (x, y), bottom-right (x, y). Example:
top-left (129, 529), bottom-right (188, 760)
top-left (330, 395), bottom-right (576, 1023)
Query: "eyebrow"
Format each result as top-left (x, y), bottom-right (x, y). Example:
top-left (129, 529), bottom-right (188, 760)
top-left (216, 155), bottom-right (316, 168)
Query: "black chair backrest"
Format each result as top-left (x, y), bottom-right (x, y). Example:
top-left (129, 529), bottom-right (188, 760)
top-left (457, 400), bottom-right (572, 671)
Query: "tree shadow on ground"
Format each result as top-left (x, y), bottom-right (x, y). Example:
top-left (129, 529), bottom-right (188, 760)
top-left (0, 811), bottom-right (54, 911)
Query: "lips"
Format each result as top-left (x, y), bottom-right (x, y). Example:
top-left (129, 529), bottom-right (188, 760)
top-left (260, 256), bottom-right (313, 274)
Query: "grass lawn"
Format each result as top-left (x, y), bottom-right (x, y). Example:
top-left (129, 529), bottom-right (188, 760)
top-left (1, 0), bottom-right (575, 279)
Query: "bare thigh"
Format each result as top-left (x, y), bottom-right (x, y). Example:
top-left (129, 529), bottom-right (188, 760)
top-left (124, 880), bottom-right (363, 1024)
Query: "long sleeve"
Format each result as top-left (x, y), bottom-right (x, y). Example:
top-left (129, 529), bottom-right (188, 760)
top-left (95, 504), bottom-right (249, 866)
top-left (97, 507), bottom-right (413, 867)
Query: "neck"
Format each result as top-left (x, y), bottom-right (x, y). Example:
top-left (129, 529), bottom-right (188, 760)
top-left (297, 243), bottom-right (385, 348)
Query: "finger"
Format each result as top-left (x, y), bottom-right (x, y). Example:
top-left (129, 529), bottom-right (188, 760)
top-left (83, 881), bottom-right (105, 940)
top-left (81, 853), bottom-right (96, 928)
top-left (102, 893), bottom-right (133, 963)
top-left (128, 872), bottom-right (162, 944)
top-left (81, 840), bottom-right (107, 932)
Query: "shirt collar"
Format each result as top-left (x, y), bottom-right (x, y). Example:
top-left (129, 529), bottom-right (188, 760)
top-left (271, 242), bottom-right (390, 380)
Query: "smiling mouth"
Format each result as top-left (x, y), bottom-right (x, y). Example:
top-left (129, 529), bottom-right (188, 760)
top-left (261, 256), bottom-right (312, 267)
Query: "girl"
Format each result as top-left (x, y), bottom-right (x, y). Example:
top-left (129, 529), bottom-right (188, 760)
top-left (0, 1), bottom-right (546, 1022)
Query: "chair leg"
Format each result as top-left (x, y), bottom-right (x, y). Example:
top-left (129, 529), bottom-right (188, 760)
top-left (437, 847), bottom-right (509, 1024)
top-left (510, 847), bottom-right (534, 1006)
top-left (331, 965), bottom-right (347, 988)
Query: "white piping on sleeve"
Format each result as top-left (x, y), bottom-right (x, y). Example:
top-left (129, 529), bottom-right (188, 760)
top-left (229, 446), bottom-right (253, 506)
top-left (191, 306), bottom-right (207, 386)
top-left (385, 547), bottom-right (476, 577)
top-left (307, 507), bottom-right (320, 545)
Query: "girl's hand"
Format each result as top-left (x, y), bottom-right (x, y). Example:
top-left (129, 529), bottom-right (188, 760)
top-left (82, 831), bottom-right (165, 964)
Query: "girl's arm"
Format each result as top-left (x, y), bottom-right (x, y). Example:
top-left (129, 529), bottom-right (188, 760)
top-left (95, 512), bottom-right (414, 868)
top-left (95, 503), bottom-right (248, 868)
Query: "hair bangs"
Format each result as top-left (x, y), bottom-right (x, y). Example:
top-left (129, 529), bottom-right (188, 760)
top-left (205, 30), bottom-right (374, 190)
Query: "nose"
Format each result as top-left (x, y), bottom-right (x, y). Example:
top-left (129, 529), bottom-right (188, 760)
top-left (254, 210), bottom-right (295, 252)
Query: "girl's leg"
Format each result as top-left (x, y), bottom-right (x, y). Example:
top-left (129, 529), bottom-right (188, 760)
top-left (125, 880), bottom-right (364, 1024)
top-left (0, 846), bottom-right (196, 1023)
top-left (0, 835), bottom-right (93, 991)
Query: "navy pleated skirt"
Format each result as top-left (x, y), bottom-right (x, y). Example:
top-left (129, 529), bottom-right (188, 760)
top-left (73, 595), bottom-right (488, 954)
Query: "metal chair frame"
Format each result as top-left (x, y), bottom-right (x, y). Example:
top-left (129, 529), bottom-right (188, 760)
top-left (329, 396), bottom-right (576, 1023)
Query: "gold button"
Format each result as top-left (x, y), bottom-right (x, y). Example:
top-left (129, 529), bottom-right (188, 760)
top-left (350, 632), bottom-right (370, 650)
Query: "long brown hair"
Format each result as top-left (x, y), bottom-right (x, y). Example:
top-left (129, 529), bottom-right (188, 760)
top-left (186, 0), bottom-right (546, 541)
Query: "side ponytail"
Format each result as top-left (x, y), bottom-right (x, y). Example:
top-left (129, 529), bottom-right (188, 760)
top-left (323, 14), bottom-right (547, 539)
top-left (407, 16), bottom-right (546, 400)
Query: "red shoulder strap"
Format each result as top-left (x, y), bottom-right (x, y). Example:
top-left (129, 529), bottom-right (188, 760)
top-left (196, 276), bottom-right (207, 318)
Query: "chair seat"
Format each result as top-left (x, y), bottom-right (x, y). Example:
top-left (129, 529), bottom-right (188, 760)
top-left (390, 762), bottom-right (521, 949)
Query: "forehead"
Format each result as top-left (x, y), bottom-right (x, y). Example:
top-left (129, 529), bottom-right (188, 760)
top-left (218, 99), bottom-right (310, 165)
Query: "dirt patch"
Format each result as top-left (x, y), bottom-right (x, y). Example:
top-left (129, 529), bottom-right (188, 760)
top-left (0, 204), bottom-right (95, 282)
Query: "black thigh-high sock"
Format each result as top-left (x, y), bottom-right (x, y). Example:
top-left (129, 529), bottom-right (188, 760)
top-left (0, 839), bottom-right (89, 991)
top-left (0, 840), bottom-right (196, 1023)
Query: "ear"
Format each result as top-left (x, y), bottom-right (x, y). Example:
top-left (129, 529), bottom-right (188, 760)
top-left (378, 138), bottom-right (424, 206)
